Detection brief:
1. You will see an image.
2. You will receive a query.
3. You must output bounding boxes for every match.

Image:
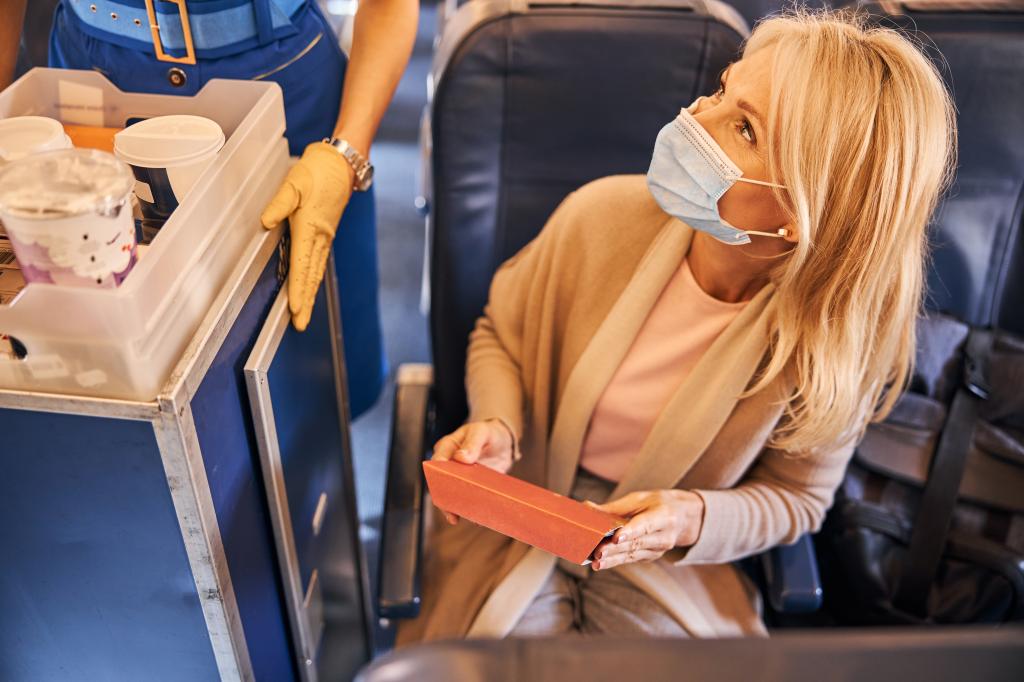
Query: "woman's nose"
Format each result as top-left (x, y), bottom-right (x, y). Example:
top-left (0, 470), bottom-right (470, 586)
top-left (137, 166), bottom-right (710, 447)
top-left (688, 95), bottom-right (711, 115)
top-left (691, 105), bottom-right (725, 147)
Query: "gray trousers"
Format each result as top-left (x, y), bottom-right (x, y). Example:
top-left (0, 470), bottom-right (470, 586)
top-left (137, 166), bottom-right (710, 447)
top-left (509, 470), bottom-right (689, 637)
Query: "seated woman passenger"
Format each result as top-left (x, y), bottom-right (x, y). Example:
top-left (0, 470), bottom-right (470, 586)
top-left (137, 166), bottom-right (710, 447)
top-left (400, 9), bottom-right (956, 641)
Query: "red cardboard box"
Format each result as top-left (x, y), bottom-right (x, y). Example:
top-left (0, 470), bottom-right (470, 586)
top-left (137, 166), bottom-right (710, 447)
top-left (423, 460), bottom-right (624, 565)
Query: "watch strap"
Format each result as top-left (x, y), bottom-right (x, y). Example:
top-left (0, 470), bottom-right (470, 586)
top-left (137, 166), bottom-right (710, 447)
top-left (323, 137), bottom-right (373, 191)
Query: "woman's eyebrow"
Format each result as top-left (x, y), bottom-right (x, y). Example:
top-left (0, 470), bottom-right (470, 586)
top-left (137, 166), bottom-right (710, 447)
top-left (720, 62), bottom-right (766, 134)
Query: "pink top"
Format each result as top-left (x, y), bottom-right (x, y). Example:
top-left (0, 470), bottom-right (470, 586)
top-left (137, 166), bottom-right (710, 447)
top-left (579, 258), bottom-right (748, 482)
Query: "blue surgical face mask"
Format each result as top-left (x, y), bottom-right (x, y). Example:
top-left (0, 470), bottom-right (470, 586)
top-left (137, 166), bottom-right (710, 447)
top-left (646, 104), bottom-right (789, 245)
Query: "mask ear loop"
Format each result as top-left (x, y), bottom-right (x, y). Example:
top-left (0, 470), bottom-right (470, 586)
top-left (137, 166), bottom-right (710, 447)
top-left (731, 177), bottom-right (791, 239)
top-left (741, 227), bottom-right (791, 239)
top-left (735, 176), bottom-right (787, 189)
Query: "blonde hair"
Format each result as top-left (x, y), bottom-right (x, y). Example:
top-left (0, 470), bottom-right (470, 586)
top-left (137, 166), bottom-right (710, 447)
top-left (743, 8), bottom-right (957, 453)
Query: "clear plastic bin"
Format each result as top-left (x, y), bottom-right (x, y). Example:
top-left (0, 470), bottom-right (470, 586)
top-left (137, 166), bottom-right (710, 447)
top-left (0, 69), bottom-right (290, 400)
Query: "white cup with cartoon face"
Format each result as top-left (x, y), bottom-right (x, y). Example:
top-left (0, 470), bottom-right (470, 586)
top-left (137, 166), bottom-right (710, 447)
top-left (0, 149), bottom-right (137, 289)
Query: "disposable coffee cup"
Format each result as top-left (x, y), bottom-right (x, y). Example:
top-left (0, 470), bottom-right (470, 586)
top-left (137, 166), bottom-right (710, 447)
top-left (0, 149), bottom-right (137, 289)
top-left (113, 115), bottom-right (225, 243)
top-left (0, 116), bottom-right (73, 165)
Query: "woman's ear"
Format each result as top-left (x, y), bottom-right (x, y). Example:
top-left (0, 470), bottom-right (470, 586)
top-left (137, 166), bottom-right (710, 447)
top-left (780, 223), bottom-right (799, 244)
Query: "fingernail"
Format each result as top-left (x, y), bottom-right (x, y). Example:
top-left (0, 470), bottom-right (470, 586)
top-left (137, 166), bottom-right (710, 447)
top-left (616, 533), bottom-right (628, 544)
top-left (592, 561), bottom-right (601, 571)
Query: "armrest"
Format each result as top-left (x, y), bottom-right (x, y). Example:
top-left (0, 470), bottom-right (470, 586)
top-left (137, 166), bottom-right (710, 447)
top-left (415, 104), bottom-right (432, 217)
top-left (416, 105), bottom-right (432, 314)
top-left (761, 534), bottom-right (823, 614)
top-left (378, 363), bottom-right (434, 620)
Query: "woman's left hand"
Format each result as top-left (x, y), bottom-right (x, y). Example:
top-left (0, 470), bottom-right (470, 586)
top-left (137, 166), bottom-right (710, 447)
top-left (586, 490), bottom-right (705, 571)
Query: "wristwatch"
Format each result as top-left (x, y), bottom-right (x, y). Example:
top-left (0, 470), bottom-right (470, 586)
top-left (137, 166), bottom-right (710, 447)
top-left (323, 137), bottom-right (374, 191)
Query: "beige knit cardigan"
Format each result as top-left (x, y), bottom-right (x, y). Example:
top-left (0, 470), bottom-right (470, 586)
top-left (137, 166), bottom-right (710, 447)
top-left (397, 175), bottom-right (858, 644)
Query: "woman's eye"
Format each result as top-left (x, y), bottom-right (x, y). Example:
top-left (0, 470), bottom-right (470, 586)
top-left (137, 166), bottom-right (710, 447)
top-left (740, 120), bottom-right (755, 144)
top-left (712, 86), bottom-right (725, 100)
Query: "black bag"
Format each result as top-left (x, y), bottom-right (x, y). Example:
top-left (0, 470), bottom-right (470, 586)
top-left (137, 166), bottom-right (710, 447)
top-left (818, 314), bottom-right (1024, 625)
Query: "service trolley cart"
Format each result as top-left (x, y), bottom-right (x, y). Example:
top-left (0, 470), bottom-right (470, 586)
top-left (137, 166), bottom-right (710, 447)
top-left (0, 70), bottom-right (373, 682)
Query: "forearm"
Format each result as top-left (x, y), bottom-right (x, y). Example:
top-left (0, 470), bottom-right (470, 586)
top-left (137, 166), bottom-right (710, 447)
top-left (0, 0), bottom-right (27, 90)
top-left (332, 0), bottom-right (418, 155)
top-left (465, 312), bottom-right (526, 444)
top-left (680, 480), bottom-right (830, 564)
top-left (676, 444), bottom-right (856, 565)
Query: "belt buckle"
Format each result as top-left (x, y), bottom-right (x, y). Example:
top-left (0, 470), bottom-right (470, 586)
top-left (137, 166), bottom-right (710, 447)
top-left (144, 0), bottom-right (197, 65)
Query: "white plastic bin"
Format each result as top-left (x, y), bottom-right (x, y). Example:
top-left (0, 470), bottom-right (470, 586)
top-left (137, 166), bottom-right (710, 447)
top-left (0, 69), bottom-right (290, 400)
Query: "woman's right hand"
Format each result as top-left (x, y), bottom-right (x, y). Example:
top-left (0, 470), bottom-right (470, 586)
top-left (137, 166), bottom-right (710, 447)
top-left (431, 419), bottom-right (516, 525)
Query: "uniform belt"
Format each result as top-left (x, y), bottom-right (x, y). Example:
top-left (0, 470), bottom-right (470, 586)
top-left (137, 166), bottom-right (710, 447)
top-left (66, 0), bottom-right (308, 62)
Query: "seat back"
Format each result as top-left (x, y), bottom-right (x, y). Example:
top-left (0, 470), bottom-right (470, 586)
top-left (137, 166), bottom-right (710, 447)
top-left (427, 0), bottom-right (749, 434)
top-left (855, 1), bottom-right (1024, 331)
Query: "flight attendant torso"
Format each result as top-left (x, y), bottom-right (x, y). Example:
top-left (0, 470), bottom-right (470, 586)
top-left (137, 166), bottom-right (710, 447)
top-left (48, 0), bottom-right (385, 418)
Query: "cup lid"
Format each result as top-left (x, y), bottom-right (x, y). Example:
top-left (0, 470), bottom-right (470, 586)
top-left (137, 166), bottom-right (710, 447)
top-left (0, 116), bottom-right (72, 162)
top-left (114, 115), bottom-right (225, 168)
top-left (0, 149), bottom-right (135, 219)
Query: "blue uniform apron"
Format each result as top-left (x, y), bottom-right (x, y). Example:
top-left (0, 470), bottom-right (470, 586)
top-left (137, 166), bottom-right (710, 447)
top-left (48, 0), bottom-right (386, 419)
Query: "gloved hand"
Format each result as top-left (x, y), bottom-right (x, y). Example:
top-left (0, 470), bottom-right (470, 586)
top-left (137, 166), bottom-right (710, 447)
top-left (261, 141), bottom-right (354, 331)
